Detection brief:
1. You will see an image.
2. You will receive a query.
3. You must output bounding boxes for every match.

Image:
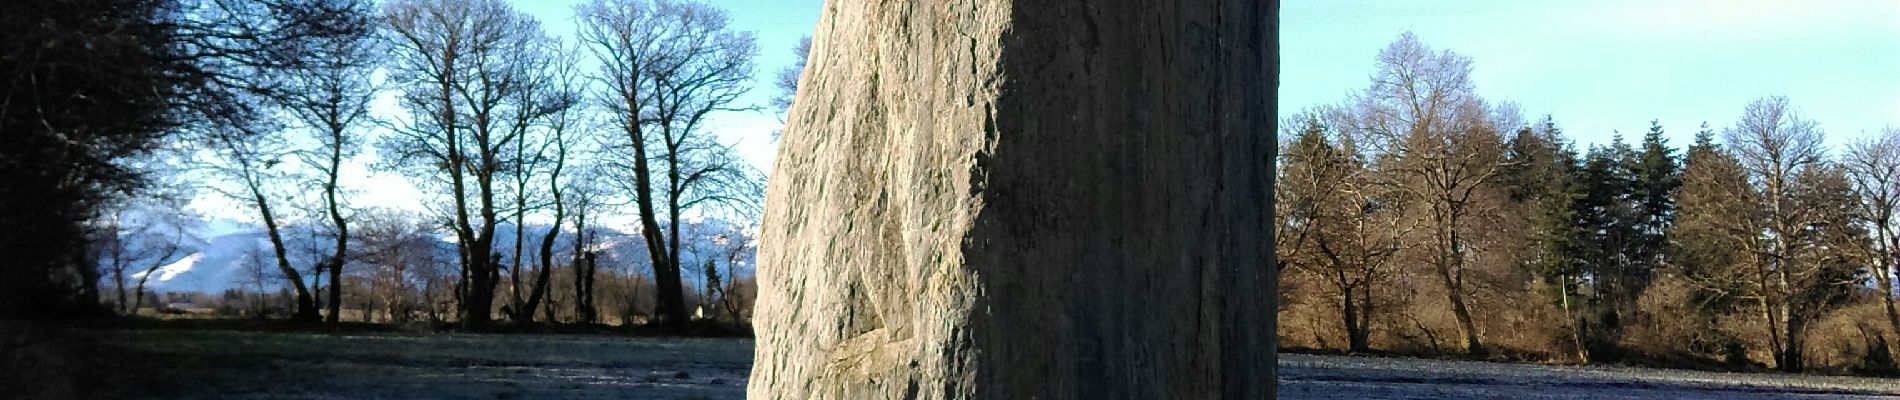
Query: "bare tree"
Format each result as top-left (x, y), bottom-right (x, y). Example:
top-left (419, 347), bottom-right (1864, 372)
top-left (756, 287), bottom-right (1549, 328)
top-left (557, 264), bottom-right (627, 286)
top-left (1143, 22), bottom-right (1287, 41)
top-left (690, 221), bottom-right (756, 323)
top-left (565, 168), bottom-right (611, 324)
top-left (96, 207), bottom-right (195, 315)
top-left (577, 0), bottom-right (763, 329)
top-left (240, 244), bottom-right (281, 316)
top-left (382, 0), bottom-right (550, 327)
top-left (1724, 96), bottom-right (1864, 372)
top-left (1349, 32), bottom-right (1510, 355)
top-left (1280, 110), bottom-right (1415, 353)
top-left (91, 152), bottom-right (200, 315)
top-left (200, 118), bottom-right (324, 322)
top-left (770, 36), bottom-right (811, 114)
top-left (501, 39), bottom-right (583, 323)
top-left (135, 237), bottom-right (190, 315)
top-left (276, 0), bottom-right (380, 325)
top-left (177, 0), bottom-right (384, 324)
top-left (354, 208), bottom-right (436, 322)
top-left (403, 226), bottom-right (456, 323)
top-left (1845, 127), bottom-right (1900, 343)
top-left (89, 0), bottom-right (374, 323)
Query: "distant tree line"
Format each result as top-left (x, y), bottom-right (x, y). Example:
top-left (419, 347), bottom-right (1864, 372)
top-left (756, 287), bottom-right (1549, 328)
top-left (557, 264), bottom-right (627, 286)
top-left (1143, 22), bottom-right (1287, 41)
top-left (5, 0), bottom-right (809, 332)
top-left (1278, 32), bottom-right (1900, 374)
top-left (110, 209), bottom-right (759, 327)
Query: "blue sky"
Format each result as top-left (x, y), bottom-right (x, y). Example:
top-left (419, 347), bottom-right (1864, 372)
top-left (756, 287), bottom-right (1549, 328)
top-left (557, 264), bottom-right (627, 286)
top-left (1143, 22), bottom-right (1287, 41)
top-left (506, 0), bottom-right (823, 175)
top-left (224, 0), bottom-right (826, 222)
top-left (1284, 0), bottom-right (1900, 148)
top-left (528, 0), bottom-right (1900, 167)
top-left (191, 0), bottom-right (1900, 222)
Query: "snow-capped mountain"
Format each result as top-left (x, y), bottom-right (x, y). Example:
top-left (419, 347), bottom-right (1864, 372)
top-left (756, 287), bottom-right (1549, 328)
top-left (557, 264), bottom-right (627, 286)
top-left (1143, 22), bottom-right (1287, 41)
top-left (137, 232), bottom-right (273, 293)
top-left (128, 224), bottom-right (338, 294)
top-left (124, 216), bottom-right (754, 295)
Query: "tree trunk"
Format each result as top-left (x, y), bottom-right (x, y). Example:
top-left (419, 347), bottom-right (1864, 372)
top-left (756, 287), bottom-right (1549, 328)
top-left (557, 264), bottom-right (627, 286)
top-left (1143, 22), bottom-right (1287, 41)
top-left (463, 113), bottom-right (503, 328)
top-left (571, 218), bottom-right (596, 324)
top-left (1359, 294), bottom-right (1375, 351)
top-left (1343, 286), bottom-right (1368, 353)
top-left (132, 260), bottom-right (163, 315)
top-left (666, 156), bottom-right (688, 326)
top-left (455, 257), bottom-right (469, 320)
top-left (570, 209), bottom-right (597, 324)
top-left (518, 177), bottom-right (566, 324)
top-left (1774, 260), bottom-right (1800, 372)
top-left (108, 227), bottom-right (128, 314)
top-left (465, 250), bottom-right (498, 327)
top-left (326, 259), bottom-right (342, 323)
top-left (1560, 274), bottom-right (1588, 363)
top-left (637, 194), bottom-right (684, 329)
top-left (577, 252), bottom-right (597, 324)
top-left (1883, 236), bottom-right (1900, 351)
top-left (624, 114), bottom-right (685, 329)
top-left (509, 202), bottom-right (527, 321)
top-left (324, 128), bottom-right (348, 325)
top-left (721, 254), bottom-right (744, 322)
top-left (1434, 218), bottom-right (1483, 355)
top-left (521, 227), bottom-right (557, 323)
top-left (1447, 284), bottom-right (1482, 355)
top-left (1782, 312), bottom-right (1808, 372)
top-left (1887, 274), bottom-right (1900, 345)
top-left (252, 182), bottom-right (320, 323)
top-left (424, 278), bottom-right (439, 323)
top-left (113, 266), bottom-right (128, 315)
top-left (1320, 241), bottom-right (1370, 354)
top-left (433, 48), bottom-right (495, 329)
top-left (1761, 295), bottom-right (1786, 370)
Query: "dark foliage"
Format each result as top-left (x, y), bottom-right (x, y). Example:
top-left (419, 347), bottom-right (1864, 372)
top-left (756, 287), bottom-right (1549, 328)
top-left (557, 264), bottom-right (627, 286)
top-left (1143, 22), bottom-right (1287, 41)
top-left (0, 0), bottom-right (376, 319)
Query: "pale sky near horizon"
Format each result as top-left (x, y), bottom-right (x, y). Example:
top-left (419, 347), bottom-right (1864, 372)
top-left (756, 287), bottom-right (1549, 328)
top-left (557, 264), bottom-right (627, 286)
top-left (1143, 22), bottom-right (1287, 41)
top-left (1284, 0), bottom-right (1900, 149)
top-left (190, 0), bottom-right (1900, 225)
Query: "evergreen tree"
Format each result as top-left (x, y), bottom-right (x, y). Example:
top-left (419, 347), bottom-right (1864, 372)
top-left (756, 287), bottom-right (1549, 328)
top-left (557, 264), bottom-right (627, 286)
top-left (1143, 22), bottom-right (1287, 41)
top-left (1632, 120), bottom-right (1682, 249)
top-left (1569, 122), bottom-right (1681, 359)
top-left (1571, 135), bottom-right (1644, 357)
top-left (1600, 120), bottom-right (1682, 359)
top-left (1504, 116), bottom-right (1587, 360)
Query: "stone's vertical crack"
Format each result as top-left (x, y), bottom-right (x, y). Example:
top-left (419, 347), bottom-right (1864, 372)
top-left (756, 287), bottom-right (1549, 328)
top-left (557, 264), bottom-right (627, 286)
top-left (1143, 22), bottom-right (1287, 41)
top-left (1078, 2), bottom-right (1101, 77)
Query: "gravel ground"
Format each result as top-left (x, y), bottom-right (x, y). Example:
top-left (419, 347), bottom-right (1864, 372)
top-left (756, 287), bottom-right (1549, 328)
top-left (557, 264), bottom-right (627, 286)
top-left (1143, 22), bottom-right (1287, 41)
top-left (105, 330), bottom-right (1900, 399)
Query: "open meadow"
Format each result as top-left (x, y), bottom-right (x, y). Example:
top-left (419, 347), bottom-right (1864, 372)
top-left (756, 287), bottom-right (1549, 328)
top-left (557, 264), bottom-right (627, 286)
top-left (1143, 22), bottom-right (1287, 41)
top-left (84, 328), bottom-right (1900, 399)
top-left (105, 328), bottom-right (753, 400)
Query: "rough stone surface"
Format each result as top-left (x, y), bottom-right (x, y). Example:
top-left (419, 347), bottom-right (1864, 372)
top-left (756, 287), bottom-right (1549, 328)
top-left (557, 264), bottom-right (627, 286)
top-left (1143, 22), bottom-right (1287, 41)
top-left (749, 1), bottom-right (1276, 399)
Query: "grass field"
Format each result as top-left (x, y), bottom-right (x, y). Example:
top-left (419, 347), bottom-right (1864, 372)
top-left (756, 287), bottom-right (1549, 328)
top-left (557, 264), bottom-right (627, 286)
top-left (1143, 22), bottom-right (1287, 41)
top-left (96, 328), bottom-right (1900, 399)
top-left (106, 329), bottom-right (752, 400)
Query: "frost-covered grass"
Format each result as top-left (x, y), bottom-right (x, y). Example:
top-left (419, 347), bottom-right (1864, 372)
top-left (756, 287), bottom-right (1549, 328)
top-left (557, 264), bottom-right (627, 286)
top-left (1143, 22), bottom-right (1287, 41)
top-left (106, 329), bottom-right (1900, 399)
top-left (108, 329), bottom-right (751, 399)
top-left (1281, 353), bottom-right (1900, 399)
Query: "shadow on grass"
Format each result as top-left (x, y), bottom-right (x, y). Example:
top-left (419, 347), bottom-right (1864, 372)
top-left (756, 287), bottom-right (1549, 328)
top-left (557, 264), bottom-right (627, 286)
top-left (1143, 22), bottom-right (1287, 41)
top-left (100, 316), bottom-right (754, 338)
top-left (1, 316), bottom-right (755, 399)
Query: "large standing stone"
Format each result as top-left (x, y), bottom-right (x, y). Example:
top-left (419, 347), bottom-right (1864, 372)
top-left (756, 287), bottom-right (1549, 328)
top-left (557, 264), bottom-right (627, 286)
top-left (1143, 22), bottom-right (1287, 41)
top-left (750, 0), bottom-right (1276, 398)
